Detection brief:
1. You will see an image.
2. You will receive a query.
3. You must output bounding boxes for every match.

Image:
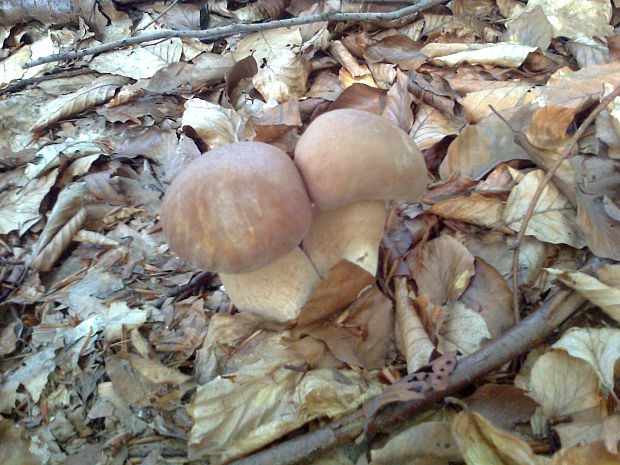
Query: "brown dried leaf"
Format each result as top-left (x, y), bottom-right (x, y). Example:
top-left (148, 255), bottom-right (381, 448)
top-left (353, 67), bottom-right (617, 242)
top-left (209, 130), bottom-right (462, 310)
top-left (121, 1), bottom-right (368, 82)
top-left (297, 260), bottom-right (374, 327)
top-left (461, 85), bottom-right (540, 124)
top-left (364, 35), bottom-right (427, 70)
top-left (503, 169), bottom-right (586, 248)
top-left (253, 49), bottom-right (309, 103)
top-left (330, 40), bottom-right (370, 78)
top-left (429, 193), bottom-right (506, 230)
top-left (32, 75), bottom-right (128, 133)
top-left (381, 69), bottom-right (413, 132)
top-left (548, 441), bottom-right (620, 465)
top-left (371, 421), bottom-right (460, 464)
top-left (181, 98), bottom-right (243, 150)
top-left (439, 106), bottom-right (532, 180)
top-left (329, 83), bottom-right (386, 115)
top-left (410, 103), bottom-right (461, 151)
top-left (0, 419), bottom-right (42, 465)
top-left (409, 234), bottom-right (475, 304)
top-left (553, 327), bottom-right (620, 394)
top-left (523, 0), bottom-right (612, 39)
top-left (463, 384), bottom-right (537, 430)
top-left (452, 409), bottom-right (540, 465)
top-left (253, 100), bottom-right (302, 142)
top-left (504, 6), bottom-right (553, 49)
top-left (576, 191), bottom-right (620, 261)
top-left (529, 350), bottom-right (604, 423)
top-left (31, 207), bottom-right (87, 272)
top-left (395, 277), bottom-right (434, 373)
top-left (546, 268), bottom-right (620, 324)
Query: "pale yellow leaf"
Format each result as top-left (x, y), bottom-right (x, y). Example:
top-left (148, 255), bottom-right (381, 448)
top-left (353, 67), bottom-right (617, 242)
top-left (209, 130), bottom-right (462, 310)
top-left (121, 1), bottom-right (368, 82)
top-left (430, 43), bottom-right (537, 68)
top-left (89, 38), bottom-right (183, 79)
top-left (524, 0), bottom-right (613, 39)
top-left (181, 98), bottom-right (243, 150)
top-left (503, 169), bottom-right (586, 248)
top-left (437, 301), bottom-right (491, 355)
top-left (409, 234), bottom-right (475, 304)
top-left (252, 49), bottom-right (308, 103)
top-left (504, 6), bottom-right (553, 49)
top-left (231, 27), bottom-right (302, 63)
top-left (452, 410), bottom-right (540, 465)
top-left (371, 421), bottom-right (460, 464)
top-left (32, 75), bottom-right (128, 132)
top-left (528, 350), bottom-right (603, 422)
top-left (546, 269), bottom-right (620, 324)
top-left (429, 193), bottom-right (506, 230)
top-left (410, 103), bottom-right (461, 151)
top-left (548, 441), bottom-right (620, 465)
top-left (461, 85), bottom-right (540, 124)
top-left (553, 327), bottom-right (620, 393)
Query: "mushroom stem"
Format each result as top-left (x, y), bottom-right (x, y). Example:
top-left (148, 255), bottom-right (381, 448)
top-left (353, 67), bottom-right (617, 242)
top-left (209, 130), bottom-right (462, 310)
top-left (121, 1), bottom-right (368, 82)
top-left (219, 247), bottom-right (320, 322)
top-left (302, 200), bottom-right (388, 277)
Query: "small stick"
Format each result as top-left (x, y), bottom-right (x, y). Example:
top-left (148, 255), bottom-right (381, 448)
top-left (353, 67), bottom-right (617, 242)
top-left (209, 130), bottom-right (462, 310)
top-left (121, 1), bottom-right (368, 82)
top-left (23, 0), bottom-right (449, 69)
top-left (510, 84), bottom-right (620, 320)
top-left (152, 270), bottom-right (213, 307)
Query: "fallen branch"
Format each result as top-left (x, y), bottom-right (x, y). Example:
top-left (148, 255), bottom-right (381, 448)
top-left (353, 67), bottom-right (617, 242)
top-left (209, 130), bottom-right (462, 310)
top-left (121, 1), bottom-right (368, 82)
top-left (23, 0), bottom-right (449, 69)
top-left (229, 289), bottom-right (585, 465)
top-left (510, 84), bottom-right (620, 320)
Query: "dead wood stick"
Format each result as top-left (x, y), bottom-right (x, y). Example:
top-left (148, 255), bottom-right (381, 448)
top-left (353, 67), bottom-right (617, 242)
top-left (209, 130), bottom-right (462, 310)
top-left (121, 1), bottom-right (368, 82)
top-left (23, 0), bottom-right (449, 69)
top-left (229, 289), bottom-right (585, 465)
top-left (510, 84), bottom-right (620, 321)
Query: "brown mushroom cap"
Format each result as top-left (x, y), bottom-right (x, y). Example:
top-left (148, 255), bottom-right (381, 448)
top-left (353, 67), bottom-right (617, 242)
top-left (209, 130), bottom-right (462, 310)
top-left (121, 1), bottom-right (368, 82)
top-left (161, 141), bottom-right (312, 274)
top-left (294, 109), bottom-right (428, 209)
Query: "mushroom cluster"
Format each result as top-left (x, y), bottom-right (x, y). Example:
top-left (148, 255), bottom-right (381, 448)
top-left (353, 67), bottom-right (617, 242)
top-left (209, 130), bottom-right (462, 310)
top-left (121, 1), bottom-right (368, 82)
top-left (161, 109), bottom-right (428, 322)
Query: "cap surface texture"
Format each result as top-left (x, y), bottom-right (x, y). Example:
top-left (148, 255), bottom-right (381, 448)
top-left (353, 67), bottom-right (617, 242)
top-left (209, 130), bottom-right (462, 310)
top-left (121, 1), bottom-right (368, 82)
top-left (161, 141), bottom-right (312, 274)
top-left (294, 108), bottom-right (428, 209)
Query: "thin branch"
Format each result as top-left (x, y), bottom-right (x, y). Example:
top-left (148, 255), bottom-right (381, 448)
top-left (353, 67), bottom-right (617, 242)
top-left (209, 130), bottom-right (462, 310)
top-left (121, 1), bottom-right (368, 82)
top-left (23, 0), bottom-right (449, 69)
top-left (137, 0), bottom-right (179, 31)
top-left (510, 84), bottom-right (620, 320)
top-left (229, 289), bottom-right (585, 465)
top-left (0, 67), bottom-right (93, 97)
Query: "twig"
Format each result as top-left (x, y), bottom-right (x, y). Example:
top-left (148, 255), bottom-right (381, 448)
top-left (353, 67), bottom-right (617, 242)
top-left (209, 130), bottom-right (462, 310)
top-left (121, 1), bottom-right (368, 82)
top-left (229, 289), bottom-right (585, 465)
top-left (0, 67), bottom-right (93, 97)
top-left (510, 84), bottom-right (620, 321)
top-left (152, 270), bottom-right (214, 307)
top-left (137, 0), bottom-right (180, 31)
top-left (23, 0), bottom-right (449, 69)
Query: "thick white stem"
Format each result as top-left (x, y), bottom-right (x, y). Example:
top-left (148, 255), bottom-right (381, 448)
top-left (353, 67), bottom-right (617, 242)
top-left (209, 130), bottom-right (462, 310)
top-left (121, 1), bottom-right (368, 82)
top-left (302, 200), bottom-right (388, 277)
top-left (219, 247), bottom-right (320, 322)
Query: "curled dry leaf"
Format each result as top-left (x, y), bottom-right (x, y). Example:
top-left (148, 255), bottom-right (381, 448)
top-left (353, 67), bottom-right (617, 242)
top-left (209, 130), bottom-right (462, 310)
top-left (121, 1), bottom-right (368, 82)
top-left (409, 234), bottom-right (475, 304)
top-left (503, 169), bottom-right (586, 248)
top-left (546, 268), bottom-right (620, 324)
top-left (181, 98), bottom-right (243, 150)
top-left (32, 75), bottom-right (128, 133)
top-left (429, 193), bottom-right (507, 231)
top-left (528, 350), bottom-right (604, 423)
top-left (437, 301), bottom-right (490, 355)
top-left (329, 83), bottom-right (386, 115)
top-left (253, 99), bottom-right (302, 142)
top-left (504, 6), bottom-right (553, 49)
top-left (189, 367), bottom-right (381, 463)
top-left (410, 103), bottom-right (461, 151)
top-left (89, 38), bottom-right (183, 80)
top-left (452, 409), bottom-right (540, 465)
top-left (523, 0), bottom-right (613, 40)
top-left (252, 49), bottom-right (309, 103)
top-left (553, 327), bottom-right (620, 397)
top-left (394, 277), bottom-right (434, 373)
top-left (547, 441), bottom-right (620, 465)
top-left (381, 69), bottom-right (413, 132)
top-left (364, 34), bottom-right (427, 71)
top-left (430, 43), bottom-right (537, 68)
top-left (371, 421), bottom-right (460, 465)
top-left (463, 384), bottom-right (538, 430)
top-left (330, 40), bottom-right (370, 78)
top-left (460, 258), bottom-right (515, 339)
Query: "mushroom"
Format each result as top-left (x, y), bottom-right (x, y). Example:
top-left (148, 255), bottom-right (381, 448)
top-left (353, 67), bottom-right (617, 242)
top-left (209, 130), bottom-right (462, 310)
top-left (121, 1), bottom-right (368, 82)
top-left (295, 109), bottom-right (428, 276)
top-left (161, 141), bottom-right (320, 322)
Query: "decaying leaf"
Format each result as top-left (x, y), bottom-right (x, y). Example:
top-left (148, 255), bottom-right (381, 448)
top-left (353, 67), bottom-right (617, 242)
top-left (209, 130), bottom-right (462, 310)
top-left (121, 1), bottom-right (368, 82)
top-left (452, 409), bottom-right (540, 465)
top-left (463, 384), bottom-right (538, 430)
top-left (32, 75), bottom-right (128, 133)
top-left (528, 350), bottom-right (604, 423)
top-left (437, 301), bottom-right (490, 355)
top-left (253, 48), bottom-right (309, 102)
top-left (409, 234), bottom-right (475, 304)
top-left (546, 268), bottom-right (620, 324)
top-left (553, 327), bottom-right (620, 393)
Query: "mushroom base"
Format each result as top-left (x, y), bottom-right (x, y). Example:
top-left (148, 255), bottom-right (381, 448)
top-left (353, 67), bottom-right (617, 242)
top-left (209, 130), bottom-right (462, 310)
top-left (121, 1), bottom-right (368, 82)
top-left (219, 247), bottom-right (320, 322)
top-left (302, 200), bottom-right (388, 277)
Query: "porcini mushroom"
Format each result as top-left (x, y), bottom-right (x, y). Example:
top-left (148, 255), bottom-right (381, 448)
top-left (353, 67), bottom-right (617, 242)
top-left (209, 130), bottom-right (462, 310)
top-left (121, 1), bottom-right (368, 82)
top-left (295, 109), bottom-right (428, 276)
top-left (161, 141), bottom-right (320, 322)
